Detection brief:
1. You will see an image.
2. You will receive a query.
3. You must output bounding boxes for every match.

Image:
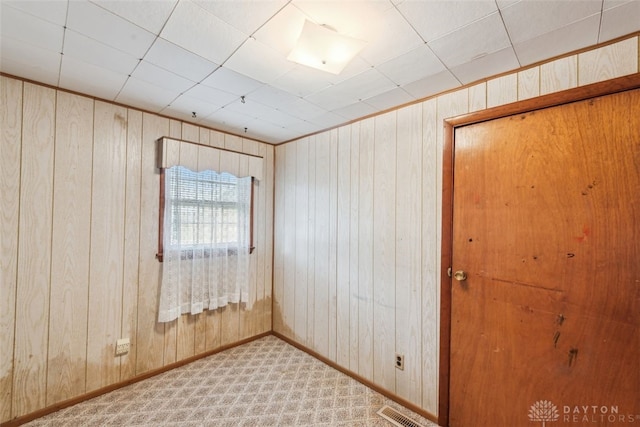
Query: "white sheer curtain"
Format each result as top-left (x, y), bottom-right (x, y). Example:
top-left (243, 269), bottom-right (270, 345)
top-left (158, 166), bottom-right (252, 323)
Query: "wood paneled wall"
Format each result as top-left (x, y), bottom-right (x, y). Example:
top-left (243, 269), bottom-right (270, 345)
top-left (0, 77), bottom-right (274, 423)
top-left (272, 36), bottom-right (639, 417)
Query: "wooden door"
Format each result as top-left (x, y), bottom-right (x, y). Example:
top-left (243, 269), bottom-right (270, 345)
top-left (449, 89), bottom-right (640, 426)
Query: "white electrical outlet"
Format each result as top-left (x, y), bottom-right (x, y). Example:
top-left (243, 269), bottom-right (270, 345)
top-left (115, 338), bottom-right (130, 356)
top-left (395, 353), bottom-right (404, 371)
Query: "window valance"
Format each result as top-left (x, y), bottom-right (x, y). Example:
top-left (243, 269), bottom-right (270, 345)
top-left (157, 137), bottom-right (263, 180)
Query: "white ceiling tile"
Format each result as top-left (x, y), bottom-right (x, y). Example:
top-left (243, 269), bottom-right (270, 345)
top-left (276, 98), bottom-right (328, 121)
top-left (161, 95), bottom-right (222, 123)
top-left (502, 0), bottom-right (602, 44)
top-left (271, 65), bottom-right (333, 97)
top-left (115, 76), bottom-right (181, 112)
top-left (200, 67), bottom-right (265, 96)
top-left (204, 107), bottom-right (256, 133)
top-left (363, 87), bottom-right (415, 111)
top-left (305, 68), bottom-right (397, 110)
top-left (160, 0), bottom-right (247, 64)
top-left (224, 38), bottom-right (295, 84)
top-left (401, 70), bottom-right (461, 99)
top-left (306, 110), bottom-right (347, 128)
top-left (285, 119), bottom-right (324, 136)
top-left (131, 61), bottom-right (195, 93)
top-left (496, 0), bottom-right (522, 9)
top-left (1, 4), bottom-right (64, 51)
top-left (599, 0), bottom-right (640, 42)
top-left (225, 99), bottom-right (301, 127)
top-left (331, 101), bottom-right (378, 122)
top-left (59, 55), bottom-right (128, 100)
top-left (63, 30), bottom-right (139, 75)
top-left (181, 84), bottom-right (238, 108)
top-left (144, 38), bottom-right (219, 83)
top-left (303, 84), bottom-right (358, 111)
top-left (243, 119), bottom-right (300, 144)
top-left (397, 0), bottom-right (497, 42)
top-left (0, 37), bottom-right (61, 86)
top-left (2, 0), bottom-right (68, 26)
top-left (90, 0), bottom-right (177, 34)
top-left (293, 0), bottom-right (391, 43)
top-left (429, 12), bottom-right (511, 68)
top-left (449, 47), bottom-right (520, 85)
top-left (514, 15), bottom-right (600, 66)
top-left (67, 0), bottom-right (156, 58)
top-left (1, 0), bottom-right (634, 144)
top-left (376, 44), bottom-right (445, 86)
top-left (241, 84), bottom-right (301, 111)
top-left (194, 0), bottom-right (289, 35)
top-left (357, 6), bottom-right (425, 67)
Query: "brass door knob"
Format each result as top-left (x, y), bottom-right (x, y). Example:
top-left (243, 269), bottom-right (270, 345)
top-left (453, 270), bottom-right (467, 281)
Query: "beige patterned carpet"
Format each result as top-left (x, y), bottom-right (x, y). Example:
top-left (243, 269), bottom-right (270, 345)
top-left (24, 335), bottom-right (437, 426)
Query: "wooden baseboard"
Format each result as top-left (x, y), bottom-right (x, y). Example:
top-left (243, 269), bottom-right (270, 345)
top-left (1, 332), bottom-right (270, 427)
top-left (271, 331), bottom-right (441, 426)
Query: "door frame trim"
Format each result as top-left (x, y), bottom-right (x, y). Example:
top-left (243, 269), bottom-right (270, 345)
top-left (438, 72), bottom-right (640, 427)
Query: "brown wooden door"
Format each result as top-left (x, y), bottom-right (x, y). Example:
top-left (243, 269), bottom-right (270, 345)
top-left (449, 89), bottom-right (640, 427)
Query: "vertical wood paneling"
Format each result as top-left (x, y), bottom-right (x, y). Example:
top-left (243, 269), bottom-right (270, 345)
top-left (336, 126), bottom-right (351, 367)
top-left (240, 141), bottom-right (259, 340)
top-left (421, 99), bottom-right (439, 414)
top-left (306, 137), bottom-right (317, 344)
top-left (121, 108), bottom-right (142, 380)
top-left (348, 124), bottom-right (360, 373)
top-left (372, 112), bottom-right (397, 392)
top-left (328, 130), bottom-right (338, 363)
top-left (225, 134), bottom-right (243, 152)
top-left (295, 138), bottom-right (309, 344)
top-left (47, 92), bottom-right (93, 405)
top-left (395, 104), bottom-right (423, 405)
top-left (578, 37), bottom-right (638, 85)
top-left (86, 101), bottom-right (127, 392)
top-left (209, 129), bottom-right (225, 148)
top-left (518, 67), bottom-right (540, 100)
top-left (137, 113), bottom-right (169, 374)
top-left (3, 75), bottom-right (274, 420)
top-left (468, 82), bottom-right (486, 112)
top-left (487, 74), bottom-right (518, 108)
top-left (314, 133), bottom-right (330, 355)
top-left (237, 154), bottom-right (254, 340)
top-left (358, 118), bottom-right (375, 381)
top-left (273, 145), bottom-right (286, 334)
top-left (0, 76), bottom-right (22, 423)
top-left (13, 83), bottom-right (56, 417)
top-left (540, 56), bottom-right (578, 95)
top-left (283, 143), bottom-right (297, 340)
top-left (262, 144), bottom-right (275, 333)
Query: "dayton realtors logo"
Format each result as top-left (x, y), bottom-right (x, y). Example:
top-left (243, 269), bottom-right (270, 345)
top-left (529, 401), bottom-right (560, 426)
top-left (529, 401), bottom-right (640, 425)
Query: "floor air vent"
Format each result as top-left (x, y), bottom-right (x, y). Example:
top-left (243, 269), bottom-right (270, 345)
top-left (377, 405), bottom-right (425, 427)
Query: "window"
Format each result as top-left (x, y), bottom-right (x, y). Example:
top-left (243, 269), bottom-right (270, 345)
top-left (157, 165), bottom-right (254, 323)
top-left (154, 136), bottom-right (263, 322)
top-left (157, 167), bottom-right (255, 261)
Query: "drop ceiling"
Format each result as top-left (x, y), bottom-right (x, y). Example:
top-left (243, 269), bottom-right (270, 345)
top-left (1, 0), bottom-right (638, 144)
